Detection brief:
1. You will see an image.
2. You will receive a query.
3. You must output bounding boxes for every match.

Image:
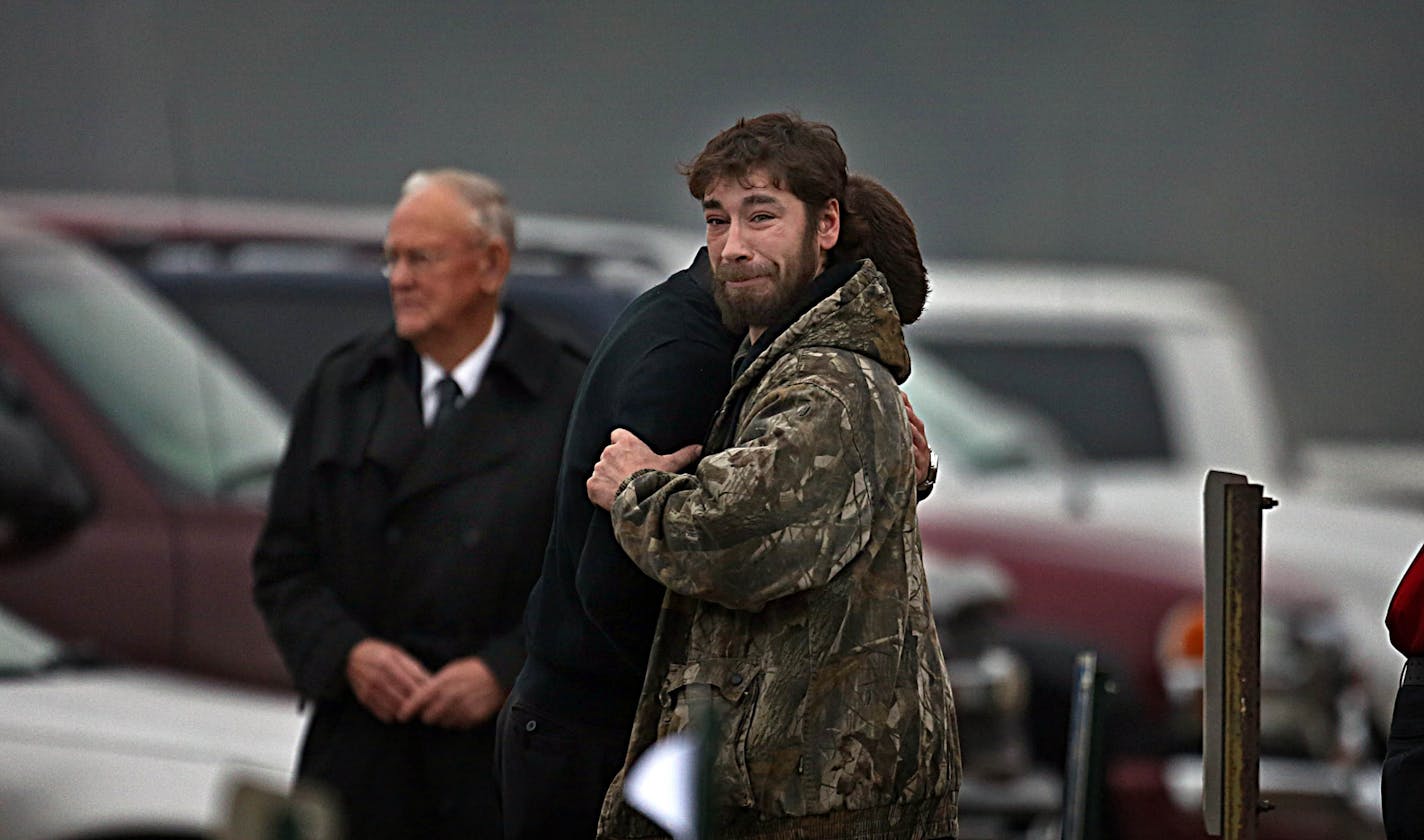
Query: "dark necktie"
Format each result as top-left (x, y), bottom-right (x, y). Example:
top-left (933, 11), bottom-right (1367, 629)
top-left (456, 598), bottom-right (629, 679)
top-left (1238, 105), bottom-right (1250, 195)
top-left (431, 375), bottom-right (462, 429)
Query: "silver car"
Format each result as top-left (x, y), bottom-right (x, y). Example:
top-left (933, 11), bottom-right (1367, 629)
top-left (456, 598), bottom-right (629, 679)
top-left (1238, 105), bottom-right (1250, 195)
top-left (0, 605), bottom-right (305, 840)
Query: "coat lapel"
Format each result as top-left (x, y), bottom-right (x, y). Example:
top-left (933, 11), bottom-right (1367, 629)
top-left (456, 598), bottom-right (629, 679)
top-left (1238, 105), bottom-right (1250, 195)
top-left (388, 374), bottom-right (521, 507)
top-left (313, 329), bottom-right (423, 478)
top-left (364, 366), bottom-right (426, 477)
top-left (387, 312), bottom-right (554, 508)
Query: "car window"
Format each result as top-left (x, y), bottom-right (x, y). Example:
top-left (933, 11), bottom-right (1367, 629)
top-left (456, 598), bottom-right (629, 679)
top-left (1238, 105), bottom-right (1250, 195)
top-left (915, 338), bottom-right (1172, 464)
top-left (901, 343), bottom-right (1071, 474)
top-left (0, 241), bottom-right (287, 500)
top-left (147, 272), bottom-right (393, 411)
top-left (0, 361), bottom-right (92, 540)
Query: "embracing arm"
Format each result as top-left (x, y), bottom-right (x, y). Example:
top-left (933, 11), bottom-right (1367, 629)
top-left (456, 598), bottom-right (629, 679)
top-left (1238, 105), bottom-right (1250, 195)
top-left (903, 391), bottom-right (936, 499)
top-left (600, 379), bottom-right (885, 612)
top-left (574, 334), bottom-right (732, 664)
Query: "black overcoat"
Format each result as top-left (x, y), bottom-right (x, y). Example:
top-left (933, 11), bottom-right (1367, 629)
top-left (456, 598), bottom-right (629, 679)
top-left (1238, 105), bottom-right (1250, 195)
top-left (252, 310), bottom-right (583, 838)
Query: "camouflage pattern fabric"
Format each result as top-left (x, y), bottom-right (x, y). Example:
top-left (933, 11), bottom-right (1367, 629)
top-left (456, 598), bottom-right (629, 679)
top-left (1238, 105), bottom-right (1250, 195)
top-left (598, 261), bottom-right (960, 839)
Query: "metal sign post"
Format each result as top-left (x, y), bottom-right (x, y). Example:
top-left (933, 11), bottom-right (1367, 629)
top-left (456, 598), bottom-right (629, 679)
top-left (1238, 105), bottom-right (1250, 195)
top-left (1061, 651), bottom-right (1111, 840)
top-left (1202, 470), bottom-right (1273, 840)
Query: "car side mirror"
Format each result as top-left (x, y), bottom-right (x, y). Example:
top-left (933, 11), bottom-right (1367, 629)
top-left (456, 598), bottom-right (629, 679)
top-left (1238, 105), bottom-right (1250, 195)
top-left (0, 366), bottom-right (92, 553)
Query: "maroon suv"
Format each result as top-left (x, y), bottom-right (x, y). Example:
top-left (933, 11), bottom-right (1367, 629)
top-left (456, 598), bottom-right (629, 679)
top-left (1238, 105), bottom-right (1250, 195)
top-left (0, 216), bottom-right (288, 689)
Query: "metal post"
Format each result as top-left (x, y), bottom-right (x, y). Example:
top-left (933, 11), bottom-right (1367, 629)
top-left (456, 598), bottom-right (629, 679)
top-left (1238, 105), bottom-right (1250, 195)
top-left (1202, 470), bottom-right (1273, 840)
top-left (1062, 651), bottom-right (1111, 840)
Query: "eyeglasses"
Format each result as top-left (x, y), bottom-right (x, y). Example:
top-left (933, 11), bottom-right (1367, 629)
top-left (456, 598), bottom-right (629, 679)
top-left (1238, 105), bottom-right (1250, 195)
top-left (380, 244), bottom-right (480, 278)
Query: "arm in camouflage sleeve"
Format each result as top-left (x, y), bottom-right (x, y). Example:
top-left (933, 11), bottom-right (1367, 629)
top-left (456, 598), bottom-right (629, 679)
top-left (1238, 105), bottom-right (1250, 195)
top-left (609, 378), bottom-right (880, 612)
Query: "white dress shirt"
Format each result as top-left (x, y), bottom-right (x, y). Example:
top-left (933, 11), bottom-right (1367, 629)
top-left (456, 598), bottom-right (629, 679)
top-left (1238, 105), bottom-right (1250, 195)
top-left (418, 312), bottom-right (504, 427)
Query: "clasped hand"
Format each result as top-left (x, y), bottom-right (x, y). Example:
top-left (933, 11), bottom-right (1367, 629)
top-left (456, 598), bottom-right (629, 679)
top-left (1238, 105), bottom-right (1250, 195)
top-left (586, 428), bottom-right (701, 511)
top-left (346, 638), bottom-right (504, 728)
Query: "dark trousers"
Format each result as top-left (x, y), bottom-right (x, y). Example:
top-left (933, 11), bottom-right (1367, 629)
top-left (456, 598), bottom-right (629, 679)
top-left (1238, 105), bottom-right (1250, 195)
top-left (297, 699), bottom-right (501, 840)
top-left (1386, 661), bottom-right (1424, 840)
top-left (495, 690), bottom-right (631, 840)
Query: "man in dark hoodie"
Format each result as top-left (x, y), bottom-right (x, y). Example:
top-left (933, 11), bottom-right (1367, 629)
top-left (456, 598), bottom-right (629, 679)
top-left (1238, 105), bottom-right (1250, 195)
top-left (586, 113), bottom-right (958, 839)
top-left (497, 115), bottom-right (938, 839)
top-left (496, 243), bottom-right (739, 840)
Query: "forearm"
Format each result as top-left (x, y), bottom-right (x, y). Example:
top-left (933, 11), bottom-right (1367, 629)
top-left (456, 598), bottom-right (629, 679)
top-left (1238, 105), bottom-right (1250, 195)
top-left (610, 436), bottom-right (869, 612)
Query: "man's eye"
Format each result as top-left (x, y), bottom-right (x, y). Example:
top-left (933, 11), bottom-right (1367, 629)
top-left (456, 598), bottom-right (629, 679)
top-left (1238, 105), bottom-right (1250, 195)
top-left (705, 217), bottom-right (727, 227)
top-left (750, 213), bottom-right (774, 223)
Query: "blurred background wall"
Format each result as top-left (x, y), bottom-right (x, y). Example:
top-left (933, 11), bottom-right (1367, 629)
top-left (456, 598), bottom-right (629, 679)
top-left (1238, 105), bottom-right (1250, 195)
top-left (1, 1), bottom-right (1420, 444)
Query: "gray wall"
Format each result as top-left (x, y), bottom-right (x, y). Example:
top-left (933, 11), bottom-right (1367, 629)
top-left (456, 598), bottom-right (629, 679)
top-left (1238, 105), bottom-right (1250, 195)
top-left (3, 1), bottom-right (1421, 442)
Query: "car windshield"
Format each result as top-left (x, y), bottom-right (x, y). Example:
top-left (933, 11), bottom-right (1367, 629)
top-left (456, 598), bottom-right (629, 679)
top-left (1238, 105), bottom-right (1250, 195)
top-left (912, 336), bottom-right (1172, 464)
top-left (901, 338), bottom-right (1070, 474)
top-left (0, 238), bottom-right (287, 500)
top-left (0, 603), bottom-right (62, 676)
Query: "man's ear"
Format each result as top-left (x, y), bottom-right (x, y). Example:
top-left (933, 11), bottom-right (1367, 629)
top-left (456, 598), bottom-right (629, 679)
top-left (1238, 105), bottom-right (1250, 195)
top-left (478, 238), bottom-right (512, 295)
top-left (817, 198), bottom-right (840, 252)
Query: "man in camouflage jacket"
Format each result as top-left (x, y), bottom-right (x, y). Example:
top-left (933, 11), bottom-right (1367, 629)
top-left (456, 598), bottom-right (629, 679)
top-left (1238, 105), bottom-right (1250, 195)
top-left (587, 113), bottom-right (959, 840)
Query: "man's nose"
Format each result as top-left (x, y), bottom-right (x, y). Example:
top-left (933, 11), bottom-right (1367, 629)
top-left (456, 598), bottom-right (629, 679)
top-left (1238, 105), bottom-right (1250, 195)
top-left (722, 219), bottom-right (753, 261)
top-left (386, 258), bottom-right (415, 287)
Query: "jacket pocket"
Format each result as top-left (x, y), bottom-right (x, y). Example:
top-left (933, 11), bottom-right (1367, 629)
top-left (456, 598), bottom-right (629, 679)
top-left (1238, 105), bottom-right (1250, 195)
top-left (800, 637), bottom-right (918, 812)
top-left (659, 658), bottom-right (762, 810)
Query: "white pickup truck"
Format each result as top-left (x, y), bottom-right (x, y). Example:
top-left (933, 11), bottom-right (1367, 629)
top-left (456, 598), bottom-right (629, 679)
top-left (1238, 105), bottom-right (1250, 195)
top-left (907, 264), bottom-right (1296, 483)
top-left (902, 261), bottom-right (1424, 739)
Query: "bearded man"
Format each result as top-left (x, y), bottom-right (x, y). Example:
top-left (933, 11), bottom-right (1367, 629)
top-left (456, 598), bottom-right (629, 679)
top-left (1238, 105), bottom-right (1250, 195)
top-left (587, 113), bottom-right (960, 840)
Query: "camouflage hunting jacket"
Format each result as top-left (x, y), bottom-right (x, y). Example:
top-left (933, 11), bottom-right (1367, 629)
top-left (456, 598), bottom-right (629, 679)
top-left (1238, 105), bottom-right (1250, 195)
top-left (598, 260), bottom-right (960, 840)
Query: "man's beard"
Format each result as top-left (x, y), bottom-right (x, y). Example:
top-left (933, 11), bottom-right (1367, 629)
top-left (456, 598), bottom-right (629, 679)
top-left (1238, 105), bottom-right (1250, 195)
top-left (711, 222), bottom-right (820, 335)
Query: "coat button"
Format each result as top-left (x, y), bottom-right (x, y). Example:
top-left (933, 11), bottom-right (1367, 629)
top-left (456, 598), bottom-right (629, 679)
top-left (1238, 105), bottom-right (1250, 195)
top-left (525, 719), bottom-right (537, 732)
top-left (729, 673), bottom-right (743, 686)
top-left (384, 526), bottom-right (402, 545)
top-left (461, 527), bottom-right (481, 548)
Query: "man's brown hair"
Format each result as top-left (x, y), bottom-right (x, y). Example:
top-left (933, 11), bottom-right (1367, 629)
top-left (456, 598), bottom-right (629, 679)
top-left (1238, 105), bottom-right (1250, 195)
top-left (681, 112), bottom-right (848, 214)
top-left (683, 112), bottom-right (927, 324)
